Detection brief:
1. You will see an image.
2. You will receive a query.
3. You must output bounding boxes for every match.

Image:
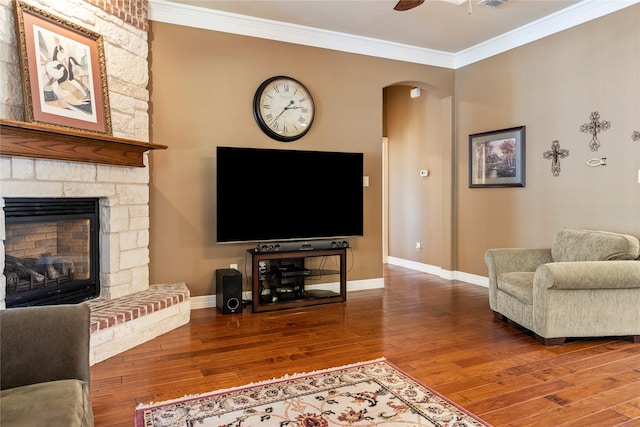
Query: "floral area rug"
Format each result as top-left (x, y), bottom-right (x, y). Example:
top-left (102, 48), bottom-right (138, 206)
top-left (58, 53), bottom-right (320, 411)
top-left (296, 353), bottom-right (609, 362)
top-left (135, 358), bottom-right (491, 427)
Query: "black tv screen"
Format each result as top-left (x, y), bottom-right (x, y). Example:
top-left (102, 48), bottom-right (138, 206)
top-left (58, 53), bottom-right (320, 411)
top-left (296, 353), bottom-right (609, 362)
top-left (216, 146), bottom-right (364, 243)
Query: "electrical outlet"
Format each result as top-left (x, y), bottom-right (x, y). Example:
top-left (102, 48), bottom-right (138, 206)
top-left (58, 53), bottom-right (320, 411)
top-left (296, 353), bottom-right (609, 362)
top-left (230, 263), bottom-right (238, 270)
top-left (415, 242), bottom-right (421, 251)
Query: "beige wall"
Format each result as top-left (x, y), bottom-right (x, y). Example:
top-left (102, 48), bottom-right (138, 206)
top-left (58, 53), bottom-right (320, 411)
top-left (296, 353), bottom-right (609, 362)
top-left (456, 6), bottom-right (640, 275)
top-left (148, 23), bottom-right (454, 297)
top-left (149, 6), bottom-right (639, 296)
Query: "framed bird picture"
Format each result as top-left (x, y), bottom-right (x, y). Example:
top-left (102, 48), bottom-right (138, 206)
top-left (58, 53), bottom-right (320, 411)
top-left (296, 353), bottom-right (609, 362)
top-left (14, 0), bottom-right (112, 134)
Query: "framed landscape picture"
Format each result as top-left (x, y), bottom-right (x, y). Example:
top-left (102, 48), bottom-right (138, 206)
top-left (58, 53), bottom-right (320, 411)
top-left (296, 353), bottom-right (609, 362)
top-left (469, 126), bottom-right (526, 188)
top-left (14, 1), bottom-right (112, 134)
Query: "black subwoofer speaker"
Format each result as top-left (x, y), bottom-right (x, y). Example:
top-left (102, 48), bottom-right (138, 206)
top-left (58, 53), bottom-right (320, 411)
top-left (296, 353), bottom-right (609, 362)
top-left (216, 268), bottom-right (242, 314)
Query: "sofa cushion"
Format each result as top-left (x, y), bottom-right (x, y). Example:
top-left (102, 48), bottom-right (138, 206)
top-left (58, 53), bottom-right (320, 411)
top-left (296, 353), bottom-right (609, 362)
top-left (498, 272), bottom-right (534, 304)
top-left (0, 379), bottom-right (93, 427)
top-left (551, 228), bottom-right (640, 262)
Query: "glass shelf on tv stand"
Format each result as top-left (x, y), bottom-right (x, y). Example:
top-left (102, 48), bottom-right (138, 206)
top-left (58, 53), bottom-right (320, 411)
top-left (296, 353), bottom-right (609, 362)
top-left (248, 247), bottom-right (347, 313)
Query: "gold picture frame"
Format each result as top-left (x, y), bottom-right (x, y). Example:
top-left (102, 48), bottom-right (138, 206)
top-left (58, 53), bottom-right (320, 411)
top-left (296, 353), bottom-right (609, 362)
top-left (14, 0), bottom-right (112, 134)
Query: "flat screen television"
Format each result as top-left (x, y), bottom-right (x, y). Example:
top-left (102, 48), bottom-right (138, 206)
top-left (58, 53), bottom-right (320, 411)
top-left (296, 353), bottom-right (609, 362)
top-left (216, 146), bottom-right (364, 243)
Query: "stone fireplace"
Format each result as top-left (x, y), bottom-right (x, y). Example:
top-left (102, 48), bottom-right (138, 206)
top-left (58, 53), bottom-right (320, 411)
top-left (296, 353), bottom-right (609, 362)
top-left (0, 157), bottom-right (155, 305)
top-left (0, 0), bottom-right (190, 365)
top-left (0, 152), bottom-right (190, 364)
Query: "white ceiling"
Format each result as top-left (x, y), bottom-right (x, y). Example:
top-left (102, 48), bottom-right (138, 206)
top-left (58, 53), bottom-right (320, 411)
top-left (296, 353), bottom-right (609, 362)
top-left (164, 0), bottom-right (579, 52)
top-left (151, 0), bottom-right (639, 68)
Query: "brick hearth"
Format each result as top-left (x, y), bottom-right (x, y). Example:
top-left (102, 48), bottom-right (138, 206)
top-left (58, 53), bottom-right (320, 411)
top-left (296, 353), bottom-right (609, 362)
top-left (87, 283), bottom-right (190, 365)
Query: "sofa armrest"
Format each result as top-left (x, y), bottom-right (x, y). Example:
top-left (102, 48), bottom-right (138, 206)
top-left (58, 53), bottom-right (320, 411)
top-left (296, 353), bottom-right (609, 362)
top-left (485, 248), bottom-right (552, 309)
top-left (1, 304), bottom-right (91, 390)
top-left (485, 248), bottom-right (553, 275)
top-left (535, 261), bottom-right (640, 290)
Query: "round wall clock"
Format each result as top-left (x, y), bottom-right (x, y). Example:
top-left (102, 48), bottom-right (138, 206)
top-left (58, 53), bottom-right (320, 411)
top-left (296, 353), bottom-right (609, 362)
top-left (253, 76), bottom-right (315, 142)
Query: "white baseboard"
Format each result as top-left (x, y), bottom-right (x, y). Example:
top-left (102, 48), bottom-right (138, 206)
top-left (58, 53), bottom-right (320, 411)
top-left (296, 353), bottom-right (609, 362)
top-left (190, 277), bottom-right (386, 310)
top-left (456, 271), bottom-right (489, 288)
top-left (386, 256), bottom-right (488, 287)
top-left (347, 277), bottom-right (385, 291)
top-left (190, 294), bottom-right (216, 310)
top-left (386, 256), bottom-right (447, 277)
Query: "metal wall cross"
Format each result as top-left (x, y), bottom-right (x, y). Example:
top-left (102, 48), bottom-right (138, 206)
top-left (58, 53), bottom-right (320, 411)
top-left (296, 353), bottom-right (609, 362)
top-left (580, 111), bottom-right (610, 151)
top-left (543, 140), bottom-right (569, 177)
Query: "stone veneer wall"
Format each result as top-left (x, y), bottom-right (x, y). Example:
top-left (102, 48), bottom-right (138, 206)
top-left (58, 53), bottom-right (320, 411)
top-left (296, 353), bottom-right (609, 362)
top-left (0, 0), bottom-right (151, 306)
top-left (0, 0), bottom-right (190, 364)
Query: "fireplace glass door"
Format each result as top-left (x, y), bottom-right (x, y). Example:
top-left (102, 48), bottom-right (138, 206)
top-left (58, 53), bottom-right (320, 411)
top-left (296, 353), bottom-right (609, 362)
top-left (4, 198), bottom-right (100, 307)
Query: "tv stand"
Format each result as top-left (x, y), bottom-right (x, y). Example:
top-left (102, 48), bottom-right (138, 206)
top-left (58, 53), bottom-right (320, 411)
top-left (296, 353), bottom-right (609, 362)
top-left (248, 247), bottom-right (347, 312)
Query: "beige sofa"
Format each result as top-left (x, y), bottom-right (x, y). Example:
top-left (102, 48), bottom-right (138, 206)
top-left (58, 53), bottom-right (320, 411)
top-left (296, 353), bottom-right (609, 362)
top-left (0, 304), bottom-right (94, 426)
top-left (485, 228), bottom-right (640, 345)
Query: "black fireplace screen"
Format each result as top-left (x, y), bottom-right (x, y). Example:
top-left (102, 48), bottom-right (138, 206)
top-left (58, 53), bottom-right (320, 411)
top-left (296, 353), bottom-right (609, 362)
top-left (3, 198), bottom-right (100, 307)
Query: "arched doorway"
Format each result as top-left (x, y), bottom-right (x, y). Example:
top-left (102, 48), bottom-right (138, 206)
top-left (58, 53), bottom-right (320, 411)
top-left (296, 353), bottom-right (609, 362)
top-left (382, 83), bottom-right (454, 275)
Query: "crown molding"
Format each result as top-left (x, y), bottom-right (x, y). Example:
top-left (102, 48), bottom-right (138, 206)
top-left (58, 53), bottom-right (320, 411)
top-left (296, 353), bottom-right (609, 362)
top-left (148, 0), bottom-right (456, 68)
top-left (455, 0), bottom-right (640, 68)
top-left (149, 0), bottom-right (639, 69)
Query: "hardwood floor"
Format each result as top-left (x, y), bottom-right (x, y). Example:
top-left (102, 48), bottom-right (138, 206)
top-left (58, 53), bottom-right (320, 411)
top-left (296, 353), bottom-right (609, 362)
top-left (90, 264), bottom-right (640, 426)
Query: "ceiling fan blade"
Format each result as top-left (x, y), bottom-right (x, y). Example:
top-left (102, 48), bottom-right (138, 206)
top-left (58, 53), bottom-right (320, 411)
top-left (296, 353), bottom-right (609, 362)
top-left (393, 0), bottom-right (425, 11)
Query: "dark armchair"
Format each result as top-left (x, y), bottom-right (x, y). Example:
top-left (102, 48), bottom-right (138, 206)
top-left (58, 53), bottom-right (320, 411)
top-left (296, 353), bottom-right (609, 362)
top-left (1, 303), bottom-right (94, 426)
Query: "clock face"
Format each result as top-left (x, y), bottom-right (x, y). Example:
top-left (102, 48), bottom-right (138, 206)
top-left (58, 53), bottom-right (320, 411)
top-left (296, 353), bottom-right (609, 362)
top-left (253, 76), bottom-right (315, 142)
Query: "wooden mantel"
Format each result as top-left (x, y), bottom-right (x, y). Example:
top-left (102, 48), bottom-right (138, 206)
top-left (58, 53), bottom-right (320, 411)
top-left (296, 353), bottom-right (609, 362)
top-left (0, 119), bottom-right (167, 167)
